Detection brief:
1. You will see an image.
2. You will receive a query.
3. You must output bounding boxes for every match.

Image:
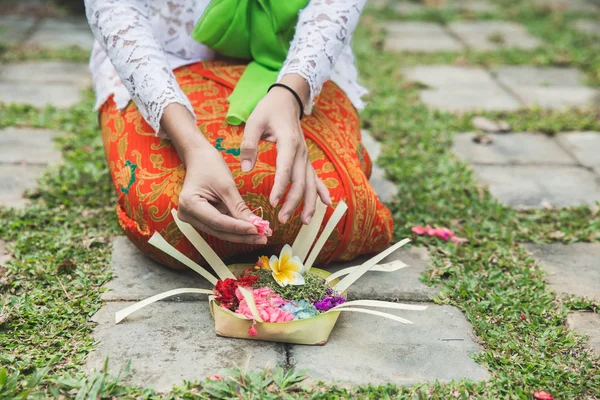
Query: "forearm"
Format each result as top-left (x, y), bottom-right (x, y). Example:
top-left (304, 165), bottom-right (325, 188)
top-left (277, 73), bottom-right (311, 111)
top-left (161, 104), bottom-right (212, 166)
top-left (278, 0), bottom-right (367, 112)
top-left (85, 0), bottom-right (195, 134)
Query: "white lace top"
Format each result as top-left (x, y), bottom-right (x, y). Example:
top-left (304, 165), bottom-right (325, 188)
top-left (85, 0), bottom-right (369, 134)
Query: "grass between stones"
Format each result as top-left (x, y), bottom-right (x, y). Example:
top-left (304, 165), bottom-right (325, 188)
top-left (1, 0), bottom-right (599, 398)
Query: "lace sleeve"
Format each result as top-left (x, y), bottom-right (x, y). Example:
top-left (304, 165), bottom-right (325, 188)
top-left (278, 0), bottom-right (367, 114)
top-left (84, 0), bottom-right (195, 135)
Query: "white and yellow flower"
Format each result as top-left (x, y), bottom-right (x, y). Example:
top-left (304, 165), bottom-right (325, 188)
top-left (269, 244), bottom-right (305, 287)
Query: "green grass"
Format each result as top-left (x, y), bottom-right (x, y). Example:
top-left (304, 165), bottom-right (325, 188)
top-left (1, 0), bottom-right (599, 398)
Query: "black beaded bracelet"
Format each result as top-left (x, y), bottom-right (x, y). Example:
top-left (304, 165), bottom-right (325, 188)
top-left (267, 83), bottom-right (304, 120)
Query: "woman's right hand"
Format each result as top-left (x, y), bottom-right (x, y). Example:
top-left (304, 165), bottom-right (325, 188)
top-left (161, 103), bottom-right (267, 245)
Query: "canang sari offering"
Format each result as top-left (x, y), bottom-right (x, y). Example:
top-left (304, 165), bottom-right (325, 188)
top-left (116, 200), bottom-right (428, 345)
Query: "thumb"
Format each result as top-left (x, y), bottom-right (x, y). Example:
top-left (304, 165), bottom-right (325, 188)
top-left (240, 119), bottom-right (262, 172)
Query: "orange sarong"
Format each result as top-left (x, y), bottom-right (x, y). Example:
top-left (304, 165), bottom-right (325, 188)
top-left (99, 61), bottom-right (393, 269)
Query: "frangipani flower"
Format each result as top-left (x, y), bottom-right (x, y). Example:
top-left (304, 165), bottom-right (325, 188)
top-left (269, 244), bottom-right (305, 287)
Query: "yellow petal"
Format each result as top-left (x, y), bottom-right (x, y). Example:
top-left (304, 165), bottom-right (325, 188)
top-left (272, 271), bottom-right (288, 287)
top-left (284, 271), bottom-right (306, 286)
top-left (279, 244), bottom-right (293, 267)
top-left (282, 257), bottom-right (304, 274)
top-left (259, 256), bottom-right (270, 270)
top-left (269, 255), bottom-right (280, 274)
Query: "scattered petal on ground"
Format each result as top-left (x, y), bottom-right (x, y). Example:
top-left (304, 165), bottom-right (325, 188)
top-left (533, 391), bottom-right (554, 400)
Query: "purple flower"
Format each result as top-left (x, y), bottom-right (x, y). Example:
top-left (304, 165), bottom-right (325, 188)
top-left (313, 294), bottom-right (346, 311)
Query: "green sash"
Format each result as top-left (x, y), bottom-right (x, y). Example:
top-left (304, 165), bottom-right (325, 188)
top-left (192, 0), bottom-right (308, 125)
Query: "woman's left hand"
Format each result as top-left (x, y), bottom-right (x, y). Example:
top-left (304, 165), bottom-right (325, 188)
top-left (240, 74), bottom-right (332, 225)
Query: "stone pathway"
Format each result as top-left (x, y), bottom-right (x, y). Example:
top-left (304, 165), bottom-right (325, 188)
top-left (452, 131), bottom-right (600, 208)
top-left (87, 237), bottom-right (489, 391)
top-left (393, 0), bottom-right (499, 14)
top-left (448, 21), bottom-right (543, 51)
top-left (403, 65), bottom-right (521, 112)
top-left (0, 127), bottom-right (62, 208)
top-left (0, 61), bottom-right (91, 108)
top-left (25, 17), bottom-right (93, 50)
top-left (574, 20), bottom-right (600, 37)
top-left (524, 244), bottom-right (600, 356)
top-left (403, 65), bottom-right (599, 112)
top-left (0, 14), bottom-right (93, 50)
top-left (525, 244), bottom-right (600, 303)
top-left (384, 22), bottom-right (464, 53)
top-left (384, 20), bottom-right (543, 54)
top-left (533, 0), bottom-right (600, 13)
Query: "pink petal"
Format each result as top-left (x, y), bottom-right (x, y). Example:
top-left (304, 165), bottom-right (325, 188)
top-left (432, 227), bottom-right (454, 240)
top-left (208, 375), bottom-right (222, 381)
top-left (248, 323), bottom-right (257, 337)
top-left (249, 216), bottom-right (271, 237)
top-left (451, 236), bottom-right (468, 243)
top-left (425, 225), bottom-right (436, 236)
top-left (412, 225), bottom-right (427, 235)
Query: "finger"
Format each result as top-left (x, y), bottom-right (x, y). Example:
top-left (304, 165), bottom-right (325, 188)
top-left (315, 170), bottom-right (332, 205)
top-left (240, 118), bottom-right (263, 172)
top-left (181, 198), bottom-right (257, 236)
top-left (270, 136), bottom-right (297, 208)
top-left (221, 185), bottom-right (261, 224)
top-left (178, 207), bottom-right (267, 244)
top-left (278, 151), bottom-right (307, 224)
top-left (301, 167), bottom-right (318, 224)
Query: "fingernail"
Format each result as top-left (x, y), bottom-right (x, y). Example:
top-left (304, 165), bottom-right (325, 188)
top-left (305, 215), bottom-right (312, 224)
top-left (271, 196), bottom-right (280, 206)
top-left (241, 160), bottom-right (252, 172)
top-left (280, 213), bottom-right (289, 223)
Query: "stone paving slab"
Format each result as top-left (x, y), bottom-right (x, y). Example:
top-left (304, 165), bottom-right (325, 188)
top-left (394, 0), bottom-right (499, 13)
top-left (0, 15), bottom-right (36, 43)
top-left (555, 132), bottom-right (600, 168)
top-left (494, 66), bottom-right (599, 110)
top-left (448, 21), bottom-right (543, 51)
top-left (105, 237), bottom-right (437, 302)
top-left (0, 82), bottom-right (84, 108)
top-left (102, 237), bottom-right (211, 302)
top-left (404, 65), bottom-right (495, 87)
top-left (403, 65), bottom-right (521, 112)
top-left (452, 133), bottom-right (576, 165)
top-left (567, 311), bottom-right (600, 356)
top-left (290, 304), bottom-right (490, 386)
top-left (525, 243), bottom-right (600, 302)
top-left (0, 61), bottom-right (90, 107)
top-left (0, 61), bottom-right (91, 87)
top-left (384, 22), bottom-right (463, 53)
top-left (533, 0), bottom-right (600, 12)
top-left (0, 127), bottom-right (61, 165)
top-left (26, 18), bottom-right (94, 50)
top-left (0, 164), bottom-right (45, 209)
top-left (327, 246), bottom-right (439, 302)
top-left (87, 301), bottom-right (286, 392)
top-left (574, 20), bottom-right (600, 37)
top-left (472, 165), bottom-right (600, 207)
top-left (419, 86), bottom-right (521, 112)
top-left (361, 130), bottom-right (397, 203)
